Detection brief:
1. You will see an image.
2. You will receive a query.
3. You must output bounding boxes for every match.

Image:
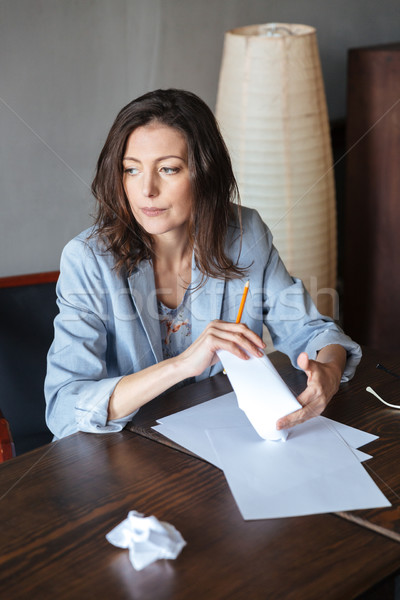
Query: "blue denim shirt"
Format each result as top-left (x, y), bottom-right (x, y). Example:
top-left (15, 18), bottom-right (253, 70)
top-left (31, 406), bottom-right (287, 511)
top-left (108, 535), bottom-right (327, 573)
top-left (45, 207), bottom-right (361, 438)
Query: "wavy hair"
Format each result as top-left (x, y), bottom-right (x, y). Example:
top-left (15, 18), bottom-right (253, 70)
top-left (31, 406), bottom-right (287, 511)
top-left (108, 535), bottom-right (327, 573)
top-left (91, 88), bottom-right (247, 281)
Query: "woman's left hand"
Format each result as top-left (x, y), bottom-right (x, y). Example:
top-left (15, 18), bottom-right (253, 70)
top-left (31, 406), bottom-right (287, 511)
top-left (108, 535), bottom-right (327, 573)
top-left (276, 345), bottom-right (346, 430)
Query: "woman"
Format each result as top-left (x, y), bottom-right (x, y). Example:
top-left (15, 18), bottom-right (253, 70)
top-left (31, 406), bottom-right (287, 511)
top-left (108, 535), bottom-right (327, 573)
top-left (45, 88), bottom-right (361, 439)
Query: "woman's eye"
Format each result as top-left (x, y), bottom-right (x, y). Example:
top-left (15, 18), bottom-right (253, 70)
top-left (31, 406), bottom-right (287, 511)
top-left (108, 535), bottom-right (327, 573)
top-left (161, 167), bottom-right (179, 175)
top-left (124, 167), bottom-right (139, 175)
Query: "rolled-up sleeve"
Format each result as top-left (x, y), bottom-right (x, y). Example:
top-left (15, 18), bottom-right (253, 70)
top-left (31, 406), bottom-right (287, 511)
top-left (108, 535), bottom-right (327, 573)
top-left (45, 238), bottom-right (138, 439)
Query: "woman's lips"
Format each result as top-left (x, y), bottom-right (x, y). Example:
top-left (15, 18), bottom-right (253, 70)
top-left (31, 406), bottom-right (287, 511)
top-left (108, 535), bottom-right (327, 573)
top-left (141, 207), bottom-right (166, 217)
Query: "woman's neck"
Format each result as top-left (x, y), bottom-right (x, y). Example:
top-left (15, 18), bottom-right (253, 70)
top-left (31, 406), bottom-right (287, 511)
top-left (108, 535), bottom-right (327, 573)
top-left (152, 233), bottom-right (193, 309)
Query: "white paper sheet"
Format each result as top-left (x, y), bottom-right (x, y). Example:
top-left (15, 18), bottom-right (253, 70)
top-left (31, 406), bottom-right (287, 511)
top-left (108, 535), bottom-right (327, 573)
top-left (154, 392), bottom-right (376, 465)
top-left (153, 422), bottom-right (221, 467)
top-left (319, 416), bottom-right (378, 448)
top-left (152, 392), bottom-right (388, 519)
top-left (352, 448), bottom-right (373, 462)
top-left (155, 392), bottom-right (246, 467)
top-left (206, 421), bottom-right (390, 519)
top-left (217, 350), bottom-right (301, 441)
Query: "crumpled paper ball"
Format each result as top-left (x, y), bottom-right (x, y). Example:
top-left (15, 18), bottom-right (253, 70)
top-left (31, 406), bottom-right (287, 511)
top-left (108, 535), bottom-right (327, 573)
top-left (106, 510), bottom-right (186, 571)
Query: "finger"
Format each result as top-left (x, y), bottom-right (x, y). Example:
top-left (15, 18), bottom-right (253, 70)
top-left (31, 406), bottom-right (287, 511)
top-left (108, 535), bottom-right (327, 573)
top-left (223, 322), bottom-right (266, 350)
top-left (276, 383), bottom-right (328, 429)
top-left (297, 385), bottom-right (328, 418)
top-left (276, 402), bottom-right (319, 430)
top-left (198, 326), bottom-right (251, 360)
top-left (297, 352), bottom-right (321, 382)
top-left (209, 321), bottom-right (266, 349)
top-left (297, 351), bottom-right (310, 372)
top-left (206, 323), bottom-right (265, 358)
top-left (214, 336), bottom-right (263, 360)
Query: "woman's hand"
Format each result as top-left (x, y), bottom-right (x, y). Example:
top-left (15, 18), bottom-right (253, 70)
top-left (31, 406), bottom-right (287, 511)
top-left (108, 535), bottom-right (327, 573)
top-left (177, 319), bottom-right (266, 378)
top-left (276, 345), bottom-right (347, 430)
top-left (109, 320), bottom-right (265, 421)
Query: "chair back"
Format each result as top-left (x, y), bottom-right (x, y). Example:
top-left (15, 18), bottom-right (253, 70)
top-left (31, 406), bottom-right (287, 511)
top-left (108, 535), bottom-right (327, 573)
top-left (0, 272), bottom-right (59, 455)
top-left (0, 408), bottom-right (15, 461)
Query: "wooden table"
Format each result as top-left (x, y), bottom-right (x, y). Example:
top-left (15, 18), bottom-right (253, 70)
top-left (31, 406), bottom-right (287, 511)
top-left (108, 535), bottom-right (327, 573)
top-left (128, 346), bottom-right (400, 543)
top-left (0, 427), bottom-right (399, 600)
top-left (1, 346), bottom-right (400, 599)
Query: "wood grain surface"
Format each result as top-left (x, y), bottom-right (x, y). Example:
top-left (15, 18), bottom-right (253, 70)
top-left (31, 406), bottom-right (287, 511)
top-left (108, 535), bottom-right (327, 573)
top-left (1, 430), bottom-right (400, 600)
top-left (323, 347), bottom-right (400, 542)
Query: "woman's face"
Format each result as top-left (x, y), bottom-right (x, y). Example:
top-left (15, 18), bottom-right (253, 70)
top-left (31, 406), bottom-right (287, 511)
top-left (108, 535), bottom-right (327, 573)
top-left (122, 122), bottom-right (193, 241)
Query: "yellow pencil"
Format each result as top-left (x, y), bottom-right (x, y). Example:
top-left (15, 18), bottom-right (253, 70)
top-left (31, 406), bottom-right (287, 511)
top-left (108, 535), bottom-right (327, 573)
top-left (236, 280), bottom-right (249, 323)
top-left (223, 280), bottom-right (250, 375)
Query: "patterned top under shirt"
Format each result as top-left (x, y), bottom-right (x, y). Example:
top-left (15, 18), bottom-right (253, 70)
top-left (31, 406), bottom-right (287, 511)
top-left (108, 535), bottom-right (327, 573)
top-left (158, 287), bottom-right (194, 388)
top-left (157, 289), bottom-right (195, 389)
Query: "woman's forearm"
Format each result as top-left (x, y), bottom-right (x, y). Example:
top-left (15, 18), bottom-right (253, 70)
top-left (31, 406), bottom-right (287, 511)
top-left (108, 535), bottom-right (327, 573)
top-left (108, 356), bottom-right (186, 421)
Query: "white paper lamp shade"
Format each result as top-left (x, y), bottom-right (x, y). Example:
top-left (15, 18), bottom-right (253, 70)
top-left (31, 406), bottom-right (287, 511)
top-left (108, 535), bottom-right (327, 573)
top-left (216, 23), bottom-right (337, 318)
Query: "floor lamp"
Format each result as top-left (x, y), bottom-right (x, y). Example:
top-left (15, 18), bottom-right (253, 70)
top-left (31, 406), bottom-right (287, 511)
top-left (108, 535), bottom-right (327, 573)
top-left (216, 23), bottom-right (337, 319)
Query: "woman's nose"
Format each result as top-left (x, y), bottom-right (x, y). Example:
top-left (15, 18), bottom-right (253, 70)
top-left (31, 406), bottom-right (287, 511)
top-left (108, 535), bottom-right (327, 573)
top-left (142, 171), bottom-right (159, 198)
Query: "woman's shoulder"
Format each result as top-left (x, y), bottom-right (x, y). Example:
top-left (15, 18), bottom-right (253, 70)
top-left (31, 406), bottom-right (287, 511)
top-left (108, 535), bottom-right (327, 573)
top-left (229, 205), bottom-right (273, 248)
top-left (62, 226), bottom-right (111, 257)
top-left (60, 227), bottom-right (118, 275)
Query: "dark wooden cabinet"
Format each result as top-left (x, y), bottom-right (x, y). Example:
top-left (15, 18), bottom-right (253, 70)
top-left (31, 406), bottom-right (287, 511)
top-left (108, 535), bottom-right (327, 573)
top-left (344, 43), bottom-right (400, 353)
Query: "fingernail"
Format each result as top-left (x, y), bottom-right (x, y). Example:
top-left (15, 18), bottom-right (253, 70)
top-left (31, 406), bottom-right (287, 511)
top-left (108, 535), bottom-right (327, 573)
top-left (258, 349), bottom-right (264, 357)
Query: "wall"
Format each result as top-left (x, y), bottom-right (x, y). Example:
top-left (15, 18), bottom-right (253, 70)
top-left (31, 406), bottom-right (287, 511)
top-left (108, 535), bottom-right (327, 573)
top-left (1, 0), bottom-right (399, 276)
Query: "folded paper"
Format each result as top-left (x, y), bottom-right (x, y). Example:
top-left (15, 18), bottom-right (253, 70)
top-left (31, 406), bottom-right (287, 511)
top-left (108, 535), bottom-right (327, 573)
top-left (106, 511), bottom-right (186, 570)
top-left (217, 350), bottom-right (301, 441)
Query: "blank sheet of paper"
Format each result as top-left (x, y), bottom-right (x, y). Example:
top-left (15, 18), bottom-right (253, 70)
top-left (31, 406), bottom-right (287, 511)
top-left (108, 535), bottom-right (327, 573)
top-left (206, 420), bottom-right (390, 519)
top-left (154, 392), bottom-right (244, 467)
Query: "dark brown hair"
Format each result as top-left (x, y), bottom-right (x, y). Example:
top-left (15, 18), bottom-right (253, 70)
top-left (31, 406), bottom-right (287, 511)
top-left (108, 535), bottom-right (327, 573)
top-left (91, 88), bottom-right (246, 281)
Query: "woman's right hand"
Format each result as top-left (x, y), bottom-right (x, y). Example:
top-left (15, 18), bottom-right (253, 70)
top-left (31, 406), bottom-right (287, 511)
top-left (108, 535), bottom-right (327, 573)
top-left (109, 320), bottom-right (265, 421)
top-left (176, 319), bottom-right (266, 378)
